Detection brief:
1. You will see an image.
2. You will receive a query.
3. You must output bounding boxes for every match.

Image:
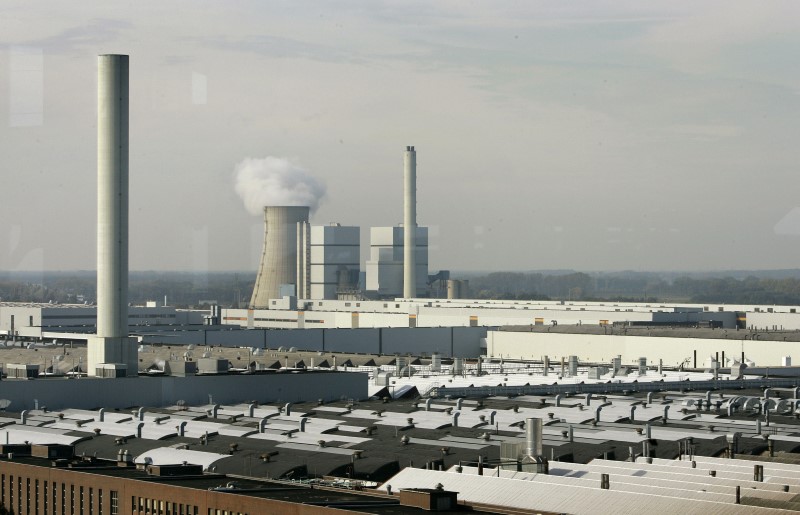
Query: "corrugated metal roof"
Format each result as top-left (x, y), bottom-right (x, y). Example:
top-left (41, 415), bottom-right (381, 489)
top-left (454, 465), bottom-right (796, 502)
top-left (134, 447), bottom-right (226, 470)
top-left (578, 459), bottom-right (800, 488)
top-left (0, 427), bottom-right (82, 445)
top-left (459, 465), bottom-right (789, 504)
top-left (277, 442), bottom-right (358, 456)
top-left (377, 468), bottom-right (796, 514)
top-left (553, 462), bottom-right (796, 495)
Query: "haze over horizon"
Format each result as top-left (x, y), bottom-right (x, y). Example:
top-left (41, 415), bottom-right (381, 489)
top-left (3, 2), bottom-right (800, 273)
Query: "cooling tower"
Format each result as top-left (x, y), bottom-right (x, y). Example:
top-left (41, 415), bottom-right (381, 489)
top-left (250, 206), bottom-right (310, 308)
top-left (403, 145), bottom-right (417, 299)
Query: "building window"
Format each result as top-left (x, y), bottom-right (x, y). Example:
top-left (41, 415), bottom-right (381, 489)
top-left (89, 487), bottom-right (94, 515)
top-left (8, 475), bottom-right (12, 514)
top-left (110, 491), bottom-right (119, 515)
top-left (35, 479), bottom-right (39, 515)
top-left (70, 485), bottom-right (75, 514)
top-left (62, 483), bottom-right (66, 515)
top-left (43, 481), bottom-right (48, 514)
top-left (80, 486), bottom-right (84, 514)
top-left (99, 489), bottom-right (103, 515)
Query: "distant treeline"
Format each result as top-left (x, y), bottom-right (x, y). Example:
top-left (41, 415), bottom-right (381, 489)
top-left (4, 270), bottom-right (800, 307)
top-left (463, 271), bottom-right (800, 305)
top-left (0, 272), bottom-right (256, 308)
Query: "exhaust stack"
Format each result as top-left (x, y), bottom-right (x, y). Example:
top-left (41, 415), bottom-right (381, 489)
top-left (88, 54), bottom-right (137, 377)
top-left (403, 146), bottom-right (416, 299)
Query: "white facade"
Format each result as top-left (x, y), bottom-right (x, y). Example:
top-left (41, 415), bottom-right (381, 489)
top-left (486, 329), bottom-right (800, 368)
top-left (365, 226), bottom-right (428, 297)
top-left (0, 303), bottom-right (204, 340)
top-left (224, 298), bottom-right (800, 331)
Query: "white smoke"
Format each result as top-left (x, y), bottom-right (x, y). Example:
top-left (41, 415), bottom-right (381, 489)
top-left (233, 157), bottom-right (326, 215)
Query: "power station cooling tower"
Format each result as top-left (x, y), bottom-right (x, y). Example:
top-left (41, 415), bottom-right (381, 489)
top-left (250, 206), bottom-right (310, 308)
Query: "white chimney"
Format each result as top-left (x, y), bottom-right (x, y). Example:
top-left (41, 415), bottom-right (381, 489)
top-left (97, 54), bottom-right (129, 340)
top-left (403, 146), bottom-right (417, 299)
top-left (88, 54), bottom-right (137, 376)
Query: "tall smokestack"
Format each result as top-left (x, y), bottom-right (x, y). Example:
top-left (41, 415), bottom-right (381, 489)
top-left (403, 146), bottom-right (417, 299)
top-left (250, 206), bottom-right (310, 308)
top-left (88, 54), bottom-right (136, 377)
top-left (97, 54), bottom-right (129, 339)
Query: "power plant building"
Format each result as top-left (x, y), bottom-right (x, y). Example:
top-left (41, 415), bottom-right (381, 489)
top-left (366, 226), bottom-right (428, 297)
top-left (298, 223), bottom-right (360, 300)
top-left (251, 208), bottom-right (360, 305)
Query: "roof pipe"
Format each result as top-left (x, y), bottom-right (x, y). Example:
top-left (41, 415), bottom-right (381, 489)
top-left (525, 418), bottom-right (543, 457)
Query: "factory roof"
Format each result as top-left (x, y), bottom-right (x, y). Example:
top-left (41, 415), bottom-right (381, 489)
top-left (498, 324), bottom-right (800, 342)
top-left (377, 465), bottom-right (798, 514)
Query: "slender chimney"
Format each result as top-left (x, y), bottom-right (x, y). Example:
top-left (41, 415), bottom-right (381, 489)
top-left (403, 146), bottom-right (417, 299)
top-left (97, 54), bottom-right (129, 339)
top-left (88, 54), bottom-right (137, 377)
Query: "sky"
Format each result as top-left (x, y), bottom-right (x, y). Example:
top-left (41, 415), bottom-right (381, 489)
top-left (2, 1), bottom-right (800, 274)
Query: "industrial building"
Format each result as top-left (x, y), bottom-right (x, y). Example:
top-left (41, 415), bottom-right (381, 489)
top-left (365, 226), bottom-right (429, 298)
top-left (299, 223), bottom-right (360, 301)
top-left (223, 297), bottom-right (741, 331)
top-left (1, 375), bottom-right (800, 514)
top-left (10, 53), bottom-right (800, 515)
top-left (247, 145), bottom-right (424, 303)
top-left (0, 302), bottom-right (204, 341)
top-left (250, 215), bottom-right (429, 303)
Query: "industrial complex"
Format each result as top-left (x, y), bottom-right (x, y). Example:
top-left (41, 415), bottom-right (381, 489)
top-left (5, 54), bottom-right (800, 513)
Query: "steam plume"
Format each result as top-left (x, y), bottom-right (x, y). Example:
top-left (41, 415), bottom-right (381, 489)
top-left (234, 157), bottom-right (326, 215)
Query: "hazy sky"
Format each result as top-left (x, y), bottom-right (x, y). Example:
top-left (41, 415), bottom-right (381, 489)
top-left (2, 1), bottom-right (800, 273)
